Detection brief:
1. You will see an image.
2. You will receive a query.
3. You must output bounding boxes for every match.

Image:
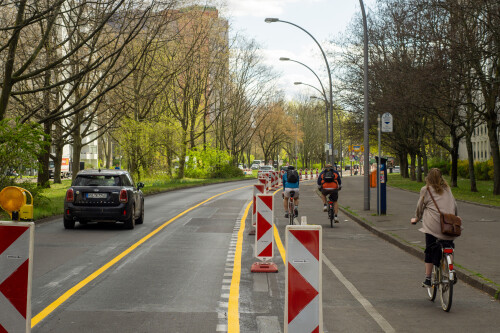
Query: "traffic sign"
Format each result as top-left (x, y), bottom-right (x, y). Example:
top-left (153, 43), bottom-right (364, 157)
top-left (381, 112), bottom-right (393, 132)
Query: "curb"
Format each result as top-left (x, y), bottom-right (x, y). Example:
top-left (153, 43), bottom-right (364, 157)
top-left (339, 206), bottom-right (500, 301)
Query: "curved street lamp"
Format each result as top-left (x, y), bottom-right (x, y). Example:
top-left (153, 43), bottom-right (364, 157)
top-left (266, 18), bottom-right (334, 166)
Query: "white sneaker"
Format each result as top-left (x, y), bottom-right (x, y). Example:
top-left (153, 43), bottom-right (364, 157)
top-left (323, 205), bottom-right (327, 212)
top-left (334, 215), bottom-right (339, 223)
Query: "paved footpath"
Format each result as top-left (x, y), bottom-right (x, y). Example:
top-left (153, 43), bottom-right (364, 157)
top-left (335, 174), bottom-right (500, 300)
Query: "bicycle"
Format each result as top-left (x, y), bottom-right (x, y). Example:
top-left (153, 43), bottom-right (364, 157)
top-left (327, 193), bottom-right (335, 228)
top-left (426, 240), bottom-right (455, 312)
top-left (287, 191), bottom-right (296, 225)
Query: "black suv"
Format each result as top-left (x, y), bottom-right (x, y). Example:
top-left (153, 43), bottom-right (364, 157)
top-left (64, 169), bottom-right (145, 229)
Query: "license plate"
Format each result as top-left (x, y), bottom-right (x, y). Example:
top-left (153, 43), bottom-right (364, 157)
top-left (87, 193), bottom-right (107, 199)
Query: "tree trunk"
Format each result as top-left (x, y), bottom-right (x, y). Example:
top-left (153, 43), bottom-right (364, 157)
top-left (417, 153), bottom-right (422, 183)
top-left (422, 141), bottom-right (428, 176)
top-left (410, 154), bottom-right (416, 181)
top-left (465, 133), bottom-right (478, 192)
top-left (53, 144), bottom-right (63, 184)
top-left (487, 121), bottom-right (500, 195)
top-left (450, 136), bottom-right (459, 188)
top-left (177, 131), bottom-right (187, 179)
top-left (37, 122), bottom-right (52, 188)
top-left (106, 135), bottom-right (112, 169)
top-left (71, 135), bottom-right (83, 183)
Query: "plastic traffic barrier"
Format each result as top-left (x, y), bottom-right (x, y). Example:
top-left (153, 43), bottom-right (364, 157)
top-left (285, 225), bottom-right (322, 333)
top-left (251, 194), bottom-right (278, 273)
top-left (0, 221), bottom-right (35, 333)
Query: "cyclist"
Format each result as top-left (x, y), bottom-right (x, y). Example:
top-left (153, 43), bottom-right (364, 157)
top-left (282, 165), bottom-right (299, 218)
top-left (410, 168), bottom-right (461, 288)
top-left (317, 164), bottom-right (341, 222)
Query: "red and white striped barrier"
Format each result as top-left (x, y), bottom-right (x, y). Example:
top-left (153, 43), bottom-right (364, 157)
top-left (250, 184), bottom-right (266, 235)
top-left (251, 194), bottom-right (278, 273)
top-left (305, 169), bottom-right (309, 180)
top-left (258, 177), bottom-right (268, 192)
top-left (285, 225), bottom-right (322, 333)
top-left (0, 221), bottom-right (35, 333)
top-left (299, 170), bottom-right (302, 181)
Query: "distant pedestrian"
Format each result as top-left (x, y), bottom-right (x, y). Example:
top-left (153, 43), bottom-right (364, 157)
top-left (410, 168), bottom-right (461, 288)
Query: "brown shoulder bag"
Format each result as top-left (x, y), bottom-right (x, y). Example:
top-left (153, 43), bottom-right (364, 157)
top-left (427, 186), bottom-right (462, 237)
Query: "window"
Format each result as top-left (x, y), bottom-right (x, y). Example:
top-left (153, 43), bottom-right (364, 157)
top-left (74, 175), bottom-right (120, 186)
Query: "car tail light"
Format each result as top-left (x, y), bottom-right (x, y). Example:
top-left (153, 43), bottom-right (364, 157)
top-left (119, 189), bottom-right (128, 203)
top-left (66, 188), bottom-right (74, 202)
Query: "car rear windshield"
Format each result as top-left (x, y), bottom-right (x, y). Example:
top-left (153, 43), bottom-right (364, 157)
top-left (73, 175), bottom-right (121, 186)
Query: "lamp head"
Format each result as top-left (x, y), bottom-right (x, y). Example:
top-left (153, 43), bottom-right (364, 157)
top-left (265, 18), bottom-right (279, 23)
top-left (294, 82), bottom-right (302, 85)
top-left (279, 57), bottom-right (290, 61)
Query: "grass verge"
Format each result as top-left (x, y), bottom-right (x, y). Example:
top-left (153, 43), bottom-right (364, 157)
top-left (387, 174), bottom-right (500, 207)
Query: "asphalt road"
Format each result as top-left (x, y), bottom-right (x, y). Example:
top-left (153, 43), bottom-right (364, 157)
top-left (28, 179), bottom-right (499, 332)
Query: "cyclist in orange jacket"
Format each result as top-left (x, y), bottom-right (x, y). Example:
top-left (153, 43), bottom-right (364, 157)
top-left (317, 164), bottom-right (341, 222)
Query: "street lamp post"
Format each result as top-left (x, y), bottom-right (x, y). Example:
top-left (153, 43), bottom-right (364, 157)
top-left (266, 18), bottom-right (334, 167)
top-left (359, 0), bottom-right (370, 210)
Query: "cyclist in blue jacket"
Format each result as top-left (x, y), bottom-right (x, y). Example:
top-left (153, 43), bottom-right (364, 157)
top-left (282, 166), bottom-right (299, 218)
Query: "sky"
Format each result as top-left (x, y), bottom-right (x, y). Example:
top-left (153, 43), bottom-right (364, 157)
top-left (219, 0), bottom-right (377, 100)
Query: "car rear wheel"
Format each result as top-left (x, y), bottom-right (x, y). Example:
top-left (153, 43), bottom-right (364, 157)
top-left (135, 200), bottom-right (144, 225)
top-left (64, 217), bottom-right (75, 229)
top-left (124, 204), bottom-right (135, 230)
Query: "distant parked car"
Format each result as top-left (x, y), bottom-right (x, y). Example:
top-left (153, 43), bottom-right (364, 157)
top-left (393, 165), bottom-right (400, 173)
top-left (63, 169), bottom-right (144, 230)
top-left (6, 169), bottom-right (18, 177)
top-left (259, 165), bottom-right (274, 172)
top-left (251, 163), bottom-right (260, 170)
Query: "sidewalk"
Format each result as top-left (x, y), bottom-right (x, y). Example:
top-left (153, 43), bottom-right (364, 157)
top-left (333, 175), bottom-right (500, 300)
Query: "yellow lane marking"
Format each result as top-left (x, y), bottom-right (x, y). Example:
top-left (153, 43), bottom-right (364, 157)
top-left (227, 201), bottom-right (252, 333)
top-left (31, 185), bottom-right (251, 328)
top-left (271, 188), bottom-right (286, 265)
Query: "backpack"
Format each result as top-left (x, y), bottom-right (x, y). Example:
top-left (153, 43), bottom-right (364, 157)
top-left (286, 170), bottom-right (299, 183)
top-left (323, 169), bottom-right (335, 182)
top-left (322, 169), bottom-right (339, 189)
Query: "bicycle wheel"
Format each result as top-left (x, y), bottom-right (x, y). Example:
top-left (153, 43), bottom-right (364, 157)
top-left (427, 265), bottom-right (438, 301)
top-left (289, 201), bottom-right (294, 225)
top-left (328, 204), bottom-right (334, 228)
top-left (440, 255), bottom-right (453, 312)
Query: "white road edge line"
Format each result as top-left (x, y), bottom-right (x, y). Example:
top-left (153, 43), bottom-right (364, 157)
top-left (322, 255), bottom-right (396, 333)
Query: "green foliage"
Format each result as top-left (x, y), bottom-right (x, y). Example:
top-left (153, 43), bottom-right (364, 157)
top-left (457, 160), bottom-right (469, 178)
top-left (475, 159), bottom-right (493, 181)
top-left (185, 146), bottom-right (234, 178)
top-left (210, 164), bottom-right (244, 179)
top-left (0, 118), bottom-right (48, 189)
top-left (428, 158), bottom-right (450, 175)
top-left (427, 158), bottom-right (494, 181)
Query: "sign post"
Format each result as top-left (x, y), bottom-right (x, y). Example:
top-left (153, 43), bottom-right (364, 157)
top-left (378, 113), bottom-right (392, 215)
